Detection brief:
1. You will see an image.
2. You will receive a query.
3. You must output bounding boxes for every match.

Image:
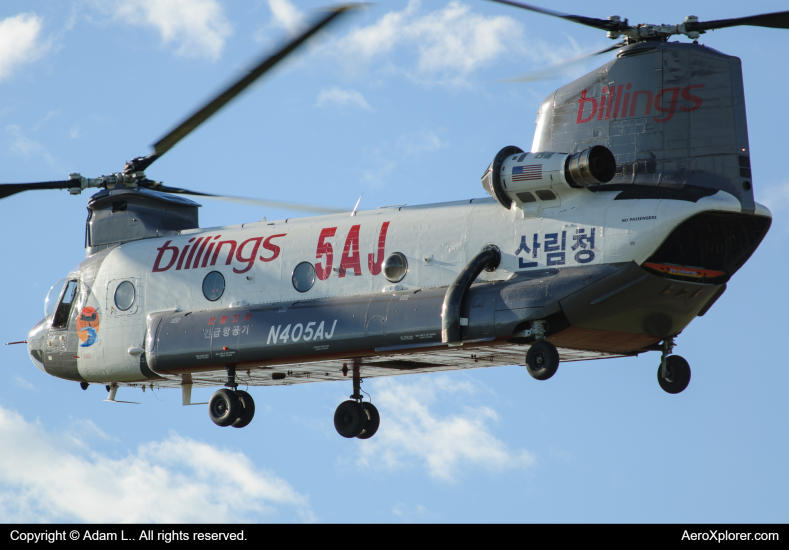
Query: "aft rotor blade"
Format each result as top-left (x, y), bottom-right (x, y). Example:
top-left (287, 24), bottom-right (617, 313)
top-left (152, 185), bottom-right (345, 214)
top-left (503, 41), bottom-right (624, 83)
top-left (0, 181), bottom-right (75, 200)
top-left (687, 11), bottom-right (789, 32)
top-left (134, 4), bottom-right (361, 173)
top-left (486, 0), bottom-right (629, 33)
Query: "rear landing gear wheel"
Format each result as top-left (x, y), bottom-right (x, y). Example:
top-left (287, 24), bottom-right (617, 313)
top-left (526, 340), bottom-right (560, 380)
top-left (658, 355), bottom-right (691, 394)
top-left (357, 402), bottom-right (380, 440)
top-left (334, 400), bottom-right (366, 438)
top-left (209, 388), bottom-right (241, 427)
top-left (231, 390), bottom-right (255, 428)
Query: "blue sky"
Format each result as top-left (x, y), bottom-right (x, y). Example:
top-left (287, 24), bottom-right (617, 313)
top-left (1, 0), bottom-right (787, 523)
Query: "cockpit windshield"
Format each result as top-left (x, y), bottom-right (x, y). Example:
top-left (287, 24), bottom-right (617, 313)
top-left (51, 280), bottom-right (78, 329)
top-left (44, 279), bottom-right (66, 317)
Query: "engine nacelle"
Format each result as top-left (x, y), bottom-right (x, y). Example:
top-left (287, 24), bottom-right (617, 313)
top-left (481, 145), bottom-right (615, 209)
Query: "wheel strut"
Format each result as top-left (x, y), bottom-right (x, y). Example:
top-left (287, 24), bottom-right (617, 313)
top-left (349, 358), bottom-right (362, 402)
top-left (660, 338), bottom-right (676, 380)
top-left (225, 366), bottom-right (237, 391)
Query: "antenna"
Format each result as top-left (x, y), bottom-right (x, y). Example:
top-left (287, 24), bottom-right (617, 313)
top-left (351, 193), bottom-right (363, 217)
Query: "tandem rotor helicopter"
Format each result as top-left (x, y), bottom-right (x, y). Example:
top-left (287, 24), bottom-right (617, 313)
top-left (2, 2), bottom-right (781, 439)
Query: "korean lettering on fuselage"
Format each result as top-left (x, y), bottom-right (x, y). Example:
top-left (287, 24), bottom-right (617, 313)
top-left (516, 227), bottom-right (597, 269)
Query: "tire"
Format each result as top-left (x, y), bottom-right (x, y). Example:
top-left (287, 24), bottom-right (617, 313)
top-left (209, 388), bottom-right (241, 427)
top-left (525, 340), bottom-right (560, 380)
top-left (334, 400), bottom-right (366, 438)
top-left (658, 355), bottom-right (691, 394)
top-left (231, 390), bottom-right (256, 429)
top-left (357, 402), bottom-right (380, 440)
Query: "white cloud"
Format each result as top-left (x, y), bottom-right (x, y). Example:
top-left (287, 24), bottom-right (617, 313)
top-left (268, 0), bottom-right (306, 36)
top-left (104, 0), bottom-right (233, 60)
top-left (0, 406), bottom-right (312, 522)
top-left (357, 377), bottom-right (535, 482)
top-left (327, 0), bottom-right (525, 86)
top-left (13, 376), bottom-right (36, 391)
top-left (316, 87), bottom-right (373, 111)
top-left (397, 129), bottom-right (447, 157)
top-left (759, 181), bottom-right (789, 213)
top-left (0, 13), bottom-right (49, 83)
top-left (5, 125), bottom-right (60, 171)
top-left (359, 128), bottom-right (447, 188)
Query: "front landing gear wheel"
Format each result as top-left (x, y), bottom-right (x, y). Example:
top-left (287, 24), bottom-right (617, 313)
top-left (658, 355), bottom-right (691, 394)
top-left (357, 402), bottom-right (380, 440)
top-left (231, 390), bottom-right (255, 428)
top-left (209, 388), bottom-right (241, 427)
top-left (334, 400), bottom-right (366, 438)
top-left (526, 340), bottom-right (560, 380)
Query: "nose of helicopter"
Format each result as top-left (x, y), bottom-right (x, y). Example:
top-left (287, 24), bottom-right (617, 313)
top-left (27, 318), bottom-right (48, 373)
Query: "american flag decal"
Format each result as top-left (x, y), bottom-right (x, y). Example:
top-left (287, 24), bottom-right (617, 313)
top-left (512, 164), bottom-right (542, 181)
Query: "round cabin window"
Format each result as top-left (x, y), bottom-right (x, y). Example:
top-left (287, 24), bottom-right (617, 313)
top-left (203, 271), bottom-right (225, 301)
top-left (114, 281), bottom-right (136, 311)
top-left (383, 252), bottom-right (408, 283)
top-left (292, 262), bottom-right (315, 293)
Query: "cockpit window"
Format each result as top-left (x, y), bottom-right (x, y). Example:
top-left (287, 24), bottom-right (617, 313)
top-left (52, 280), bottom-right (78, 329)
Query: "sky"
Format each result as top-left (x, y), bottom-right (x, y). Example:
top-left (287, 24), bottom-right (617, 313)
top-left (1, 0), bottom-right (788, 523)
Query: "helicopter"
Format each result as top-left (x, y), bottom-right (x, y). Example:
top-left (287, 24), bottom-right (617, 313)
top-left (2, 2), bottom-right (780, 439)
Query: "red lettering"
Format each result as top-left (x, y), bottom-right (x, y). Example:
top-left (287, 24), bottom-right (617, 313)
top-left (339, 225), bottom-right (362, 277)
top-left (192, 236), bottom-right (211, 269)
top-left (629, 90), bottom-right (653, 117)
top-left (259, 234), bottom-right (286, 262)
top-left (576, 90), bottom-right (597, 123)
top-left (234, 236), bottom-right (264, 274)
top-left (315, 228), bottom-right (336, 281)
top-left (597, 92), bottom-right (607, 121)
top-left (183, 237), bottom-right (204, 269)
top-left (208, 316), bottom-right (216, 325)
top-left (680, 83), bottom-right (704, 112)
top-left (219, 315), bottom-right (227, 324)
top-left (653, 87), bottom-right (680, 122)
top-left (211, 240), bottom-right (237, 266)
top-left (621, 83), bottom-right (632, 118)
top-left (176, 238), bottom-right (194, 270)
top-left (243, 313), bottom-right (252, 321)
top-left (232, 314), bottom-right (240, 323)
top-left (368, 221), bottom-right (390, 276)
top-left (201, 236), bottom-right (220, 268)
top-left (153, 240), bottom-right (179, 272)
top-left (612, 84), bottom-right (623, 118)
top-left (605, 86), bottom-right (615, 120)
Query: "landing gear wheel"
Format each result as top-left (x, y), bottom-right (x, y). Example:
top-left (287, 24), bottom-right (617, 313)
top-left (658, 355), bottom-right (691, 394)
top-left (231, 390), bottom-right (255, 428)
top-left (209, 388), bottom-right (241, 427)
top-left (334, 400), bottom-right (366, 438)
top-left (526, 340), bottom-right (560, 380)
top-left (357, 402), bottom-right (380, 440)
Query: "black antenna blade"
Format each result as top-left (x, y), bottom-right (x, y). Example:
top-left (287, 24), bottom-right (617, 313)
top-left (132, 4), bottom-right (362, 173)
top-left (0, 181), bottom-right (76, 200)
top-left (687, 11), bottom-right (789, 32)
top-left (486, 0), bottom-right (629, 33)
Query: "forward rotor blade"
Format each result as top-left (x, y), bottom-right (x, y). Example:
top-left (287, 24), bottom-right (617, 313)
top-left (133, 3), bottom-right (362, 173)
top-left (0, 181), bottom-right (75, 200)
top-left (502, 41), bottom-right (624, 83)
top-left (687, 11), bottom-right (789, 32)
top-left (486, 0), bottom-right (628, 33)
top-left (152, 185), bottom-right (345, 214)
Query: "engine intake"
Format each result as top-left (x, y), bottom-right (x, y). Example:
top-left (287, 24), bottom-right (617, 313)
top-left (481, 145), bottom-right (615, 209)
